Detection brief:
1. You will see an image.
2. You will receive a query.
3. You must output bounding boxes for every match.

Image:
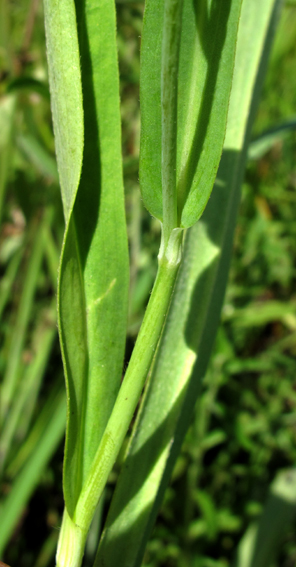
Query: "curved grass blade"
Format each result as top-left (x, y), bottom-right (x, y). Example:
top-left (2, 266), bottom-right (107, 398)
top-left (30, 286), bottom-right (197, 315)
top-left (17, 133), bottom-right (58, 182)
top-left (139, 0), bottom-right (242, 228)
top-left (94, 2), bottom-right (282, 565)
top-left (248, 116), bottom-right (296, 160)
top-left (7, 76), bottom-right (50, 100)
top-left (0, 387), bottom-right (66, 556)
top-left (233, 469), bottom-right (296, 567)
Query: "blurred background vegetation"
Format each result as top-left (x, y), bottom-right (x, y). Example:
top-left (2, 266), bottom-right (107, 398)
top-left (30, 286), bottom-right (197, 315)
top-left (0, 1), bottom-right (296, 566)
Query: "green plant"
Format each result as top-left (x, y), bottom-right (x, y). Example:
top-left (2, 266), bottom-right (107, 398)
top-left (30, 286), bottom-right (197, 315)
top-left (39, 0), bottom-right (290, 566)
top-left (2, 0), bottom-right (296, 565)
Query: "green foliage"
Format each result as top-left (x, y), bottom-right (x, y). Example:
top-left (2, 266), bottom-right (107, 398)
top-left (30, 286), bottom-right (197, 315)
top-left (140, 0), bottom-right (242, 228)
top-left (94, 3), bottom-right (284, 565)
top-left (43, 0), bottom-right (83, 221)
top-left (1, 1), bottom-right (296, 567)
top-left (44, 0), bottom-right (129, 534)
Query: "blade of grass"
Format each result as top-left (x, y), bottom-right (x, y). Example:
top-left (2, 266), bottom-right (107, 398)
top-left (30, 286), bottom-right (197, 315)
top-left (5, 378), bottom-right (64, 479)
top-left (0, 94), bottom-right (15, 224)
top-left (233, 469), bottom-right (296, 567)
top-left (17, 133), bottom-right (59, 182)
top-left (7, 76), bottom-right (51, 100)
top-left (0, 304), bottom-right (57, 472)
top-left (0, 387), bottom-right (66, 555)
top-left (0, 247), bottom-right (22, 321)
top-left (43, 224), bottom-right (60, 291)
top-left (33, 530), bottom-right (59, 567)
top-left (1, 210), bottom-right (53, 425)
top-left (94, 2), bottom-right (283, 565)
top-left (248, 116), bottom-right (296, 160)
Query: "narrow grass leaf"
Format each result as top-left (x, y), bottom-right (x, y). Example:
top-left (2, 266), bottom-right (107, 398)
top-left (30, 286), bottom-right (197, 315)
top-left (94, 2), bottom-right (282, 565)
top-left (0, 94), bottom-right (15, 224)
top-left (17, 133), bottom-right (58, 182)
top-left (233, 469), bottom-right (296, 567)
top-left (0, 248), bottom-right (22, 321)
top-left (0, 388), bottom-right (66, 555)
top-left (0, 304), bottom-right (56, 471)
top-left (7, 76), bottom-right (50, 100)
top-left (248, 116), bottom-right (296, 160)
top-left (1, 214), bottom-right (50, 425)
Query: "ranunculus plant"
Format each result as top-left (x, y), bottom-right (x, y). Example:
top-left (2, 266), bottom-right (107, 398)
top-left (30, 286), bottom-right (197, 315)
top-left (42, 0), bottom-right (283, 565)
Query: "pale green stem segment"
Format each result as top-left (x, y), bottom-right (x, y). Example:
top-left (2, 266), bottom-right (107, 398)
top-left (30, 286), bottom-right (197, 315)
top-left (161, 0), bottom-right (184, 247)
top-left (55, 228), bottom-right (183, 567)
top-left (56, 508), bottom-right (85, 567)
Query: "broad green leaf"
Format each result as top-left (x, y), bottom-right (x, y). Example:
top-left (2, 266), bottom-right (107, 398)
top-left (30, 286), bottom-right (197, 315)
top-left (140, 0), bottom-right (242, 228)
top-left (94, 1), bottom-right (282, 565)
top-left (44, 0), bottom-right (129, 520)
top-left (43, 0), bottom-right (83, 222)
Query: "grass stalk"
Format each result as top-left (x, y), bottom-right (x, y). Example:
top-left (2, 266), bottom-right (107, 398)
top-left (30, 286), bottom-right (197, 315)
top-left (0, 304), bottom-right (57, 472)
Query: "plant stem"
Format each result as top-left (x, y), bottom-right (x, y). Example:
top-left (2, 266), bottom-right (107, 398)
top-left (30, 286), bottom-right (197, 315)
top-left (56, 228), bottom-right (183, 567)
top-left (56, 509), bottom-right (85, 567)
top-left (161, 0), bottom-right (184, 247)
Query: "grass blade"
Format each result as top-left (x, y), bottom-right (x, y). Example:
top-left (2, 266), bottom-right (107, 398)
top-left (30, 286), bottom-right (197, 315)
top-left (1, 213), bottom-right (52, 425)
top-left (0, 94), bottom-right (15, 224)
top-left (17, 133), bottom-right (58, 182)
top-left (0, 303), bottom-right (57, 472)
top-left (0, 248), bottom-right (22, 321)
top-left (94, 1), bottom-right (282, 565)
top-left (0, 388), bottom-right (66, 555)
top-left (234, 469), bottom-right (296, 567)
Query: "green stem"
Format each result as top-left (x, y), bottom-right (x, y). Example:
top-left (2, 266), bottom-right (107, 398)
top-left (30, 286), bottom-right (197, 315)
top-left (56, 228), bottom-right (183, 567)
top-left (56, 509), bottom-right (85, 567)
top-left (161, 0), bottom-right (184, 247)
